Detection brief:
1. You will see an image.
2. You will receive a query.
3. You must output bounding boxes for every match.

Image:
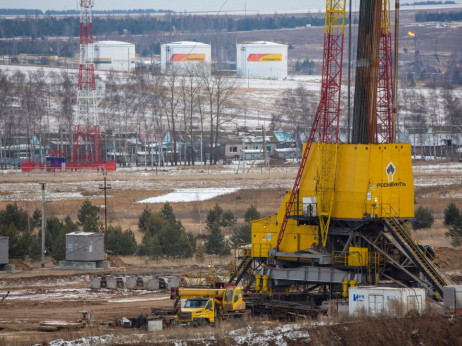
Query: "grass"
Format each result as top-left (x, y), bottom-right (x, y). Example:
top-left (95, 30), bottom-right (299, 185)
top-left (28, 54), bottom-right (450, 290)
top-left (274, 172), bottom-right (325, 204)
top-left (21, 311), bottom-right (460, 346)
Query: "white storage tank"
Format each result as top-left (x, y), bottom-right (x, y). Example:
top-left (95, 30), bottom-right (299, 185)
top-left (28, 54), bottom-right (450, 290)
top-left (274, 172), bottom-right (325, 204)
top-left (349, 286), bottom-right (426, 316)
top-left (66, 232), bottom-right (104, 262)
top-left (236, 41), bottom-right (288, 79)
top-left (93, 41), bottom-right (135, 72)
top-left (161, 41), bottom-right (211, 73)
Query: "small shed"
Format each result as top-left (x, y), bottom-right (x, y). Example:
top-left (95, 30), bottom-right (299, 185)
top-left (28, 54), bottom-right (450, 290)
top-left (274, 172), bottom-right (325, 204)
top-left (0, 236), bottom-right (8, 265)
top-left (66, 232), bottom-right (104, 262)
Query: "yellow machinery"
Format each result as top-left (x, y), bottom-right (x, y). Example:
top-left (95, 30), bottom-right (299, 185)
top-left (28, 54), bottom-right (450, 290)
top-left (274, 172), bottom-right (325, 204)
top-left (175, 287), bottom-right (248, 325)
top-left (228, 0), bottom-right (454, 306)
top-left (252, 143), bottom-right (414, 258)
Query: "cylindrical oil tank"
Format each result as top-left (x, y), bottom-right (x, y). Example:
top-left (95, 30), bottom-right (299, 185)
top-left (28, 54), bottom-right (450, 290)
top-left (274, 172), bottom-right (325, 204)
top-left (236, 41), bottom-right (288, 78)
top-left (93, 41), bottom-right (135, 71)
top-left (65, 232), bottom-right (104, 262)
top-left (161, 41), bottom-right (211, 73)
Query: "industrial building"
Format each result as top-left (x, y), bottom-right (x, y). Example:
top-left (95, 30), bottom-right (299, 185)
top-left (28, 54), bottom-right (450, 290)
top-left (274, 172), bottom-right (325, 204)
top-left (0, 236), bottom-right (8, 265)
top-left (65, 232), bottom-right (104, 262)
top-left (161, 41), bottom-right (211, 73)
top-left (236, 41), bottom-right (288, 79)
top-left (93, 41), bottom-right (135, 72)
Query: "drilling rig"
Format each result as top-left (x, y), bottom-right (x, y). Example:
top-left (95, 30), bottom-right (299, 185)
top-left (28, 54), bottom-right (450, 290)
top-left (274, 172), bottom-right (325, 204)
top-left (72, 0), bottom-right (115, 171)
top-left (231, 0), bottom-right (457, 307)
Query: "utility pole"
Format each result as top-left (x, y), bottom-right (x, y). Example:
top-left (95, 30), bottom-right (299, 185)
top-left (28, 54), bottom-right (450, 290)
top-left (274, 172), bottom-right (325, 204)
top-left (40, 183), bottom-right (46, 268)
top-left (99, 173), bottom-right (111, 272)
top-left (262, 126), bottom-right (268, 167)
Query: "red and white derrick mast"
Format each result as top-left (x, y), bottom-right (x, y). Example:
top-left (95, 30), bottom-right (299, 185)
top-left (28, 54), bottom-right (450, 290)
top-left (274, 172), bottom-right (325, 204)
top-left (73, 0), bottom-right (104, 164)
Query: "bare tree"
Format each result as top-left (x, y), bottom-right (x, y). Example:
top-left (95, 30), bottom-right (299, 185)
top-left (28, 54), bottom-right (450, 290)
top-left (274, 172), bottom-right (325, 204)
top-left (276, 83), bottom-right (316, 147)
top-left (0, 71), bottom-right (12, 161)
top-left (163, 67), bottom-right (181, 165)
top-left (146, 71), bottom-right (165, 166)
top-left (408, 90), bottom-right (428, 129)
top-left (199, 67), bottom-right (237, 164)
top-left (440, 82), bottom-right (462, 127)
top-left (180, 65), bottom-right (201, 165)
top-left (56, 70), bottom-right (75, 156)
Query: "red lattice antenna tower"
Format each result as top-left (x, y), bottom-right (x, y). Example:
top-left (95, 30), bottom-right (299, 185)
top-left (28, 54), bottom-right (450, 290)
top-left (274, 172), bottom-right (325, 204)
top-left (275, 1), bottom-right (346, 250)
top-left (376, 0), bottom-right (393, 144)
top-left (73, 0), bottom-right (104, 165)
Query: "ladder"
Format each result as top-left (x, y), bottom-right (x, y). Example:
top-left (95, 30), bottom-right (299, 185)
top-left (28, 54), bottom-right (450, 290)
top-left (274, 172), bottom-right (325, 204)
top-left (383, 218), bottom-right (453, 296)
top-left (228, 255), bottom-right (253, 285)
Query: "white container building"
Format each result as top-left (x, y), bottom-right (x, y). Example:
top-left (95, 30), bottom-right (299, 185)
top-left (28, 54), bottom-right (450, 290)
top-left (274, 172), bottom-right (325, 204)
top-left (161, 41), bottom-right (211, 73)
top-left (93, 41), bottom-right (135, 72)
top-left (349, 287), bottom-right (426, 316)
top-left (236, 41), bottom-right (288, 79)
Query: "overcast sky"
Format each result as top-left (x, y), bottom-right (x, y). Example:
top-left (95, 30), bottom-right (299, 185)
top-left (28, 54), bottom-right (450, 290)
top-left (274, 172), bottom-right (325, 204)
top-left (3, 0), bottom-right (332, 12)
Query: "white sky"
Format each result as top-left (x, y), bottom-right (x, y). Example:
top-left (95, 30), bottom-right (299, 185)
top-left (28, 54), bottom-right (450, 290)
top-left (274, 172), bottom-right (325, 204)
top-left (4, 1), bottom-right (460, 14)
top-left (4, 0), bottom-right (332, 12)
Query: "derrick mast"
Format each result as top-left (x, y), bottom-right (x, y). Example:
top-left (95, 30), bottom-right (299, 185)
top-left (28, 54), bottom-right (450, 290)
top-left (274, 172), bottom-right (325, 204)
top-left (376, 0), bottom-right (394, 144)
top-left (275, 0), bottom-right (346, 251)
top-left (73, 0), bottom-right (104, 165)
top-left (239, 0), bottom-right (455, 305)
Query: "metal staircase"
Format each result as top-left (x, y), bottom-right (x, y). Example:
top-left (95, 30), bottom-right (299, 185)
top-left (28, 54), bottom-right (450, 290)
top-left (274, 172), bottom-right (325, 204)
top-left (229, 255), bottom-right (253, 285)
top-left (383, 218), bottom-right (453, 296)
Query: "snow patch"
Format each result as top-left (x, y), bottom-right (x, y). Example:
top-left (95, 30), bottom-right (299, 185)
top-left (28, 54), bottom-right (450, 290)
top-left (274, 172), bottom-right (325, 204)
top-left (137, 187), bottom-right (240, 203)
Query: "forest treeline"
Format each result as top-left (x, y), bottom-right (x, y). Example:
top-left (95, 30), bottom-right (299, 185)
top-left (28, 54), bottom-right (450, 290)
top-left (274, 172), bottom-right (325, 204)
top-left (0, 9), bottom-right (172, 16)
top-left (416, 10), bottom-right (462, 22)
top-left (0, 200), bottom-right (259, 262)
top-left (0, 13), bottom-right (331, 40)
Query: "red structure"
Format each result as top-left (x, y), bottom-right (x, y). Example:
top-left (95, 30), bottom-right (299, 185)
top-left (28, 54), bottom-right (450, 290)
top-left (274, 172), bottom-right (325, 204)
top-left (276, 3), bottom-right (346, 249)
top-left (376, 0), bottom-right (393, 144)
top-left (71, 0), bottom-right (112, 170)
top-left (73, 125), bottom-right (102, 163)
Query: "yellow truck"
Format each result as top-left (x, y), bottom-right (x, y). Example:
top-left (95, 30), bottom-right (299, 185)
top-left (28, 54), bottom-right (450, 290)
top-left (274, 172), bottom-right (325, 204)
top-left (173, 286), bottom-right (248, 326)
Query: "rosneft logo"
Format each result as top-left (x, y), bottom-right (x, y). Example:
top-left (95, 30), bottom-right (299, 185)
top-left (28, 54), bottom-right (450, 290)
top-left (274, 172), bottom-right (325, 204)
top-left (170, 54), bottom-right (206, 62)
top-left (247, 53), bottom-right (282, 62)
top-left (376, 162), bottom-right (406, 187)
top-left (386, 162), bottom-right (396, 182)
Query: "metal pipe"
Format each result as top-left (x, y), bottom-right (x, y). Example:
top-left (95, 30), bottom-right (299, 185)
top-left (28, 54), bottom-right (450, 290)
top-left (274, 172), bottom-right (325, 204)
top-left (347, 0), bottom-right (352, 143)
top-left (391, 0), bottom-right (400, 142)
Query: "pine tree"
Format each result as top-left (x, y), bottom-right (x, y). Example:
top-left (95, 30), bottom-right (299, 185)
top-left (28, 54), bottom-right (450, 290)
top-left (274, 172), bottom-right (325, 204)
top-left (139, 234), bottom-right (162, 259)
top-left (77, 199), bottom-right (101, 233)
top-left (195, 243), bottom-right (206, 263)
top-left (446, 217), bottom-right (462, 247)
top-left (204, 204), bottom-right (228, 255)
top-left (51, 232), bottom-right (66, 261)
top-left (107, 225), bottom-right (137, 256)
top-left (160, 202), bottom-right (176, 223)
top-left (244, 205), bottom-right (260, 223)
top-left (144, 213), bottom-right (165, 237)
top-left (232, 205), bottom-right (260, 246)
top-left (411, 206), bottom-right (434, 230)
top-left (205, 222), bottom-right (227, 255)
top-left (138, 206), bottom-right (153, 232)
top-left (444, 202), bottom-right (460, 226)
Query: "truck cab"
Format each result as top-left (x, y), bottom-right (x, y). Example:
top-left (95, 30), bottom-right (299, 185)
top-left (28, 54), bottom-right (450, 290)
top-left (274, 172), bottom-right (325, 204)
top-left (223, 286), bottom-right (246, 312)
top-left (176, 297), bottom-right (215, 326)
